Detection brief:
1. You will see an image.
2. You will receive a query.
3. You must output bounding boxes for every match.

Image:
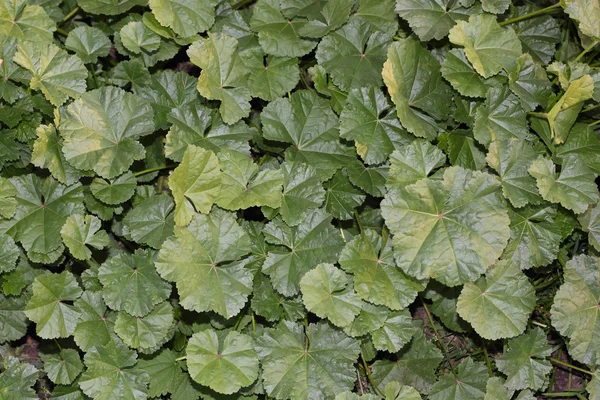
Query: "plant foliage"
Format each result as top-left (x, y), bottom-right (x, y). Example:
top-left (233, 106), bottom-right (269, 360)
top-left (1, 0), bottom-right (600, 399)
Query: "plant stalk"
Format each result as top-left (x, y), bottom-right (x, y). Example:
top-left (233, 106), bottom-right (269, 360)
top-left (499, 3), bottom-right (562, 27)
top-left (133, 164), bottom-right (176, 177)
top-left (360, 352), bottom-right (384, 397)
top-left (421, 296), bottom-right (457, 377)
top-left (549, 358), bottom-right (594, 376)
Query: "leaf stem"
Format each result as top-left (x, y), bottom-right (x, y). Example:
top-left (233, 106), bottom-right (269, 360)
top-left (528, 112), bottom-right (548, 119)
top-left (420, 296), bottom-right (457, 377)
top-left (549, 357), bottom-right (594, 376)
top-left (133, 164), bottom-right (176, 177)
top-left (499, 3), bottom-right (562, 27)
top-left (60, 7), bottom-right (80, 24)
top-left (354, 209), bottom-right (364, 234)
top-left (573, 40), bottom-right (599, 63)
top-left (175, 356), bottom-right (187, 361)
top-left (482, 341), bottom-right (493, 377)
top-left (360, 352), bottom-right (384, 397)
top-left (542, 389), bottom-right (586, 397)
top-left (589, 120), bottom-right (600, 127)
top-left (531, 320), bottom-right (548, 328)
top-left (55, 27), bottom-right (69, 37)
top-left (251, 311), bottom-right (256, 332)
top-left (583, 103), bottom-right (600, 114)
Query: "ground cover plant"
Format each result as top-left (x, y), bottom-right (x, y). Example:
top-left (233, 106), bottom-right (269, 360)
top-left (2, 0), bottom-right (600, 398)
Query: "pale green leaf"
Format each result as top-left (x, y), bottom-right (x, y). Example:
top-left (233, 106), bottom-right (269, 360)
top-left (256, 321), bottom-right (360, 400)
top-left (65, 25), bottom-right (111, 64)
top-left (496, 327), bottom-right (552, 391)
top-left (59, 86), bottom-right (155, 179)
top-left (528, 155), bottom-right (599, 214)
top-left (24, 271), bottom-right (82, 339)
top-left (149, 0), bottom-right (215, 37)
top-left (340, 86), bottom-right (413, 165)
top-left (429, 357), bottom-right (488, 400)
top-left (156, 209), bottom-right (253, 317)
top-left (0, 357), bottom-right (38, 400)
top-left (98, 249), bottom-right (171, 317)
top-left (339, 229), bottom-right (425, 310)
top-left (122, 194), bottom-right (175, 249)
top-left (187, 33), bottom-right (251, 124)
top-left (262, 210), bottom-right (345, 296)
top-left (449, 14), bottom-right (522, 78)
top-left (486, 139), bottom-right (542, 207)
top-left (245, 51), bottom-right (300, 101)
top-left (552, 255), bottom-right (600, 365)
top-left (168, 145), bottom-right (221, 226)
top-left (187, 329), bottom-right (259, 394)
top-left (216, 150), bottom-right (283, 210)
top-left (457, 260), bottom-right (536, 340)
top-left (61, 214), bottom-right (109, 260)
top-left (14, 42), bottom-right (87, 106)
top-left (547, 75), bottom-right (595, 144)
top-left (0, 0), bottom-right (55, 43)
top-left (381, 167), bottom-right (510, 286)
top-left (371, 310), bottom-right (417, 353)
top-left (382, 38), bottom-right (451, 140)
top-left (32, 124), bottom-right (81, 186)
top-left (343, 302), bottom-right (389, 337)
top-left (41, 349), bottom-right (83, 385)
top-left (0, 176), bottom-right (17, 219)
top-left (121, 21), bottom-right (161, 54)
top-left (79, 342), bottom-right (149, 400)
top-left (90, 172), bottom-right (136, 205)
top-left (300, 263), bottom-right (362, 327)
top-left (564, 0), bottom-right (600, 40)
top-left (386, 140), bottom-right (446, 190)
top-left (114, 302), bottom-right (173, 350)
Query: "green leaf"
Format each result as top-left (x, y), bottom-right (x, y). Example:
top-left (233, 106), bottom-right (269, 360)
top-left (580, 201), bottom-right (600, 252)
top-left (251, 273), bottom-right (305, 322)
top-left (371, 310), bottom-right (417, 353)
top-left (353, 0), bottom-right (398, 34)
top-left (508, 54), bottom-right (552, 112)
top-left (262, 210), bottom-right (345, 296)
top-left (386, 140), bottom-right (446, 190)
top-left (24, 271), bottom-right (82, 339)
top-left (168, 144), bottom-right (221, 226)
top-left (187, 33), bottom-right (251, 124)
top-left (547, 75), bottom-right (595, 144)
top-left (0, 357), bottom-right (38, 400)
top-left (347, 160), bottom-right (388, 197)
top-left (496, 327), bottom-right (552, 391)
top-left (556, 123), bottom-right (600, 175)
top-left (429, 357), bottom-right (488, 400)
top-left (65, 26), bottom-right (111, 64)
top-left (149, 0), bottom-right (215, 37)
top-left (502, 205), bottom-right (567, 271)
top-left (2, 174), bottom-right (84, 263)
top-left (114, 302), bottom-right (174, 350)
top-left (41, 349), bottom-right (84, 385)
top-left (511, 6), bottom-right (560, 65)
top-left (13, 42), bottom-right (87, 107)
top-left (121, 21), bottom-right (161, 55)
top-left (473, 86), bottom-right (530, 147)
top-left (138, 349), bottom-right (199, 400)
top-left (482, 0), bottom-right (509, 13)
top-left (90, 172), bottom-right (137, 205)
top-left (59, 86), bottom-right (155, 179)
top-left (340, 87), bottom-right (413, 165)
top-left (528, 155), bottom-right (599, 214)
top-left (79, 342), bottom-right (149, 400)
top-left (396, 0), bottom-right (472, 41)
top-left (165, 103), bottom-right (252, 161)
top-left (73, 291), bottom-right (119, 351)
top-left (60, 214), bottom-right (109, 260)
top-left (282, 0), bottom-right (354, 38)
top-left (382, 38), bottom-right (451, 140)
top-left (76, 0), bottom-right (146, 15)
top-left (438, 130), bottom-right (487, 171)
top-left (385, 383), bottom-right (423, 400)
top-left (216, 150), bottom-right (283, 210)
top-left (156, 208), bottom-right (253, 317)
top-left (316, 19), bottom-right (392, 92)
top-left (250, 0), bottom-right (317, 57)
top-left (122, 194), bottom-right (175, 249)
top-left (262, 90), bottom-right (354, 179)
top-left (339, 229), bottom-right (425, 310)
top-left (0, 35), bottom-right (30, 104)
top-left (132, 70), bottom-right (199, 130)
top-left (266, 161), bottom-right (326, 226)
top-left (187, 329), bottom-right (259, 394)
top-left (256, 321), bottom-right (360, 399)
top-left (343, 302), bottom-right (389, 337)
top-left (551, 255), bottom-right (600, 365)
top-left (382, 167), bottom-right (510, 286)
top-left (0, 293), bottom-right (29, 343)
top-left (0, 233), bottom-right (19, 273)
top-left (245, 51), bottom-right (300, 101)
top-left (564, 0), bottom-right (600, 40)
top-left (324, 170), bottom-right (366, 220)
top-left (0, 0), bottom-right (55, 43)
top-left (371, 330), bottom-right (443, 394)
top-left (425, 282), bottom-right (471, 332)
top-left (441, 49), bottom-right (490, 98)
top-left (32, 124), bottom-right (81, 186)
top-left (457, 260), bottom-right (536, 340)
top-left (0, 176), bottom-right (16, 219)
top-left (300, 263), bottom-right (361, 327)
top-left (486, 139), bottom-right (542, 207)
top-left (484, 377), bottom-right (512, 400)
top-left (98, 249), bottom-right (171, 317)
top-left (449, 14), bottom-right (522, 78)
